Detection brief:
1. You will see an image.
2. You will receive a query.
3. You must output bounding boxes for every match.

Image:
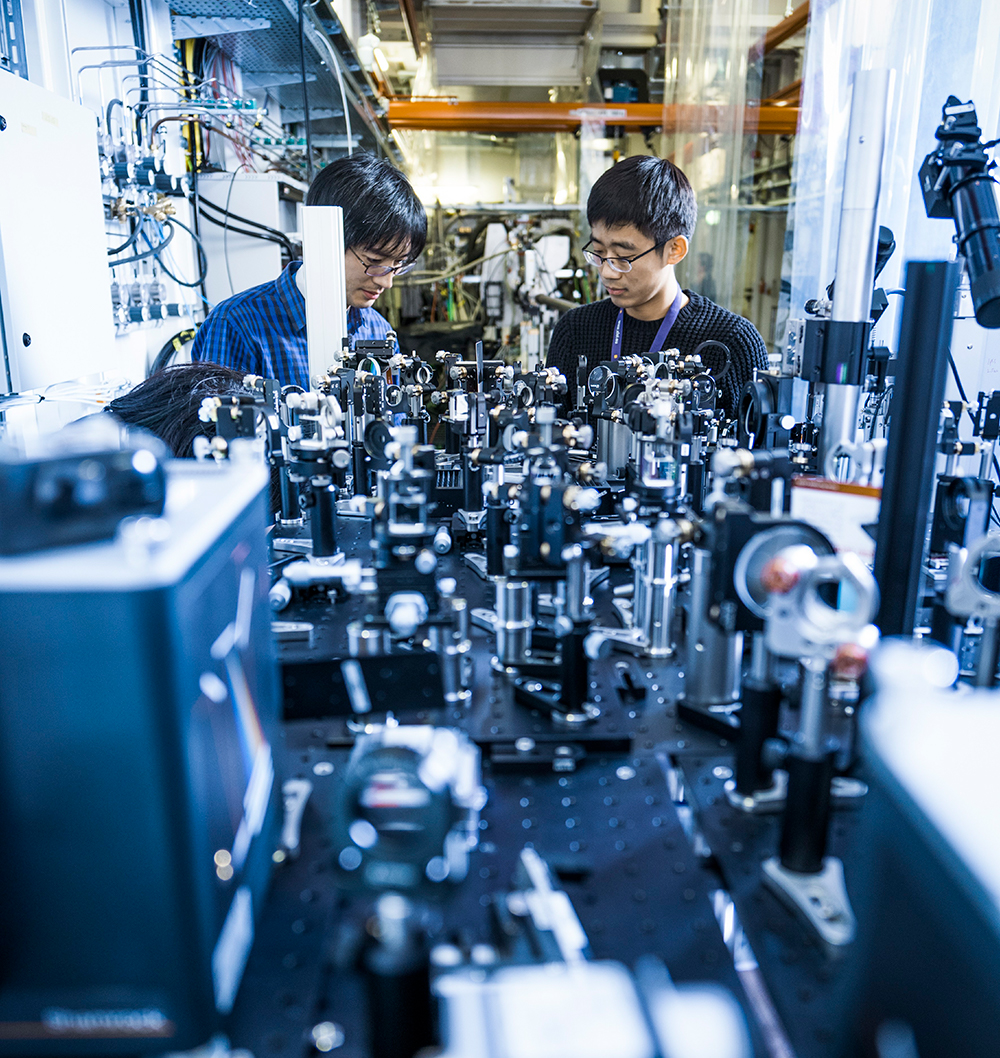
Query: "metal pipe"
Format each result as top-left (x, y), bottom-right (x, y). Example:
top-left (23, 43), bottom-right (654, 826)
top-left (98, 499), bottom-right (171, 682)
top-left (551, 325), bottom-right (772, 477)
top-left (639, 533), bottom-right (675, 658)
top-left (494, 579), bottom-right (533, 667)
top-left (385, 100), bottom-right (799, 135)
top-left (439, 598), bottom-right (473, 707)
top-left (597, 419), bottom-right (631, 478)
top-left (820, 68), bottom-right (891, 468)
top-left (750, 630), bottom-right (768, 681)
top-left (686, 548), bottom-right (743, 706)
top-left (798, 657), bottom-right (828, 759)
top-left (832, 69), bottom-right (890, 324)
top-left (979, 440), bottom-right (994, 481)
top-left (631, 541), bottom-right (648, 635)
top-left (348, 620), bottom-right (382, 657)
top-left (535, 294), bottom-right (578, 314)
top-left (821, 383), bottom-right (863, 470)
top-left (563, 544), bottom-right (587, 623)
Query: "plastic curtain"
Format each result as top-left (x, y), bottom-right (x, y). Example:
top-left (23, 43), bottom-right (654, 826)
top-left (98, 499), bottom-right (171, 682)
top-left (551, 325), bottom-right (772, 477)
top-left (660, 0), bottom-right (770, 313)
top-left (776, 0), bottom-right (1000, 364)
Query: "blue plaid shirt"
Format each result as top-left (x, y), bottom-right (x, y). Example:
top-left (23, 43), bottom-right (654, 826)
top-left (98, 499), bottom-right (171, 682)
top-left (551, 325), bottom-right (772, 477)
top-left (190, 260), bottom-right (393, 387)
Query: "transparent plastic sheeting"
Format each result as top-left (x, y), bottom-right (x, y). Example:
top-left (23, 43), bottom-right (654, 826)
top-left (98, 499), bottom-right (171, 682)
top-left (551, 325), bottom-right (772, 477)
top-left (0, 373), bottom-right (131, 459)
top-left (660, 0), bottom-right (770, 314)
top-left (776, 0), bottom-right (1000, 386)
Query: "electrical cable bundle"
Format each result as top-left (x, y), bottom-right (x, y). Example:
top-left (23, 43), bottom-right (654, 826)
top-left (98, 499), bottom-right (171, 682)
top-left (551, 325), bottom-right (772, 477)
top-left (149, 328), bottom-right (197, 377)
top-left (200, 41), bottom-right (255, 171)
top-left (151, 215), bottom-right (209, 288)
top-left (107, 219), bottom-right (146, 257)
top-left (108, 218), bottom-right (175, 267)
top-left (197, 196), bottom-right (297, 257)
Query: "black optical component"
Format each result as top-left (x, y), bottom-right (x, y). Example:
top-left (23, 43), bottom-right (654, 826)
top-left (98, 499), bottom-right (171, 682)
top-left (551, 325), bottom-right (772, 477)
top-left (0, 444), bottom-right (167, 555)
top-left (920, 95), bottom-right (1000, 328)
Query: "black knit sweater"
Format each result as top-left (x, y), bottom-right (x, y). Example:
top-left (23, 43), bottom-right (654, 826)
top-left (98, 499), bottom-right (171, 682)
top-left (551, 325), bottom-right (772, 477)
top-left (545, 292), bottom-right (769, 419)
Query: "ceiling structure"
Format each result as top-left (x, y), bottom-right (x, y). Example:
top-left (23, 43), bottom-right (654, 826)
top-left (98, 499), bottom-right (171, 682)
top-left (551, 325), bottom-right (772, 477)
top-left (180, 0), bottom-right (807, 166)
top-left (367, 0), bottom-right (805, 134)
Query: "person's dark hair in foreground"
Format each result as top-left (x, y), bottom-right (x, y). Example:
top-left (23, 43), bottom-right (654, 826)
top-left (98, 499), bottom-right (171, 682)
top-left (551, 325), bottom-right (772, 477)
top-left (106, 363), bottom-right (252, 458)
top-left (306, 152), bottom-right (428, 264)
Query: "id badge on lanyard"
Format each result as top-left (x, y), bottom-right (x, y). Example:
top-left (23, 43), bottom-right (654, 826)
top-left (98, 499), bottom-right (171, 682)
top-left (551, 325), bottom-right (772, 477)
top-left (610, 289), bottom-right (684, 361)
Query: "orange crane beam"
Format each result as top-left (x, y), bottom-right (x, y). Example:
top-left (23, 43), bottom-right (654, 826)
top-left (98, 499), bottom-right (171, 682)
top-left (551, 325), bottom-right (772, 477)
top-left (761, 78), bottom-right (803, 108)
top-left (749, 1), bottom-right (809, 62)
top-left (385, 100), bottom-right (799, 136)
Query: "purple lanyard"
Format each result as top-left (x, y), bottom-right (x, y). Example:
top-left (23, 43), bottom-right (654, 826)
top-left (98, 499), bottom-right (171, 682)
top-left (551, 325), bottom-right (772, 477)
top-left (610, 289), bottom-right (684, 361)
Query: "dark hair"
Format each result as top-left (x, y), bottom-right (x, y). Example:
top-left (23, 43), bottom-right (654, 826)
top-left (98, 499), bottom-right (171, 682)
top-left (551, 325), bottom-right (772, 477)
top-left (106, 363), bottom-right (252, 457)
top-left (306, 152), bottom-right (427, 262)
top-left (587, 155), bottom-right (697, 245)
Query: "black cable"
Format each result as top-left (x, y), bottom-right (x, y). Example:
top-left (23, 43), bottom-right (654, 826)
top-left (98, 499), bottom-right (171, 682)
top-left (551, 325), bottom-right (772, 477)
top-left (868, 384), bottom-right (893, 440)
top-left (149, 328), bottom-right (197, 376)
top-left (198, 206), bottom-right (289, 244)
top-left (692, 339), bottom-right (732, 382)
top-left (109, 221), bottom-right (175, 266)
top-left (198, 208), bottom-right (294, 254)
top-left (126, 0), bottom-right (149, 121)
top-left (155, 258), bottom-right (205, 289)
top-left (154, 214), bottom-right (209, 288)
top-left (170, 215), bottom-right (208, 263)
top-left (199, 194), bottom-right (292, 240)
top-left (107, 216), bottom-right (145, 256)
top-left (946, 346), bottom-right (987, 440)
top-left (198, 197), bottom-right (296, 254)
top-left (106, 98), bottom-right (126, 138)
top-left (947, 349), bottom-right (970, 404)
top-left (947, 348), bottom-right (1000, 525)
top-left (298, 0), bottom-right (314, 181)
top-left (189, 171), bottom-right (212, 308)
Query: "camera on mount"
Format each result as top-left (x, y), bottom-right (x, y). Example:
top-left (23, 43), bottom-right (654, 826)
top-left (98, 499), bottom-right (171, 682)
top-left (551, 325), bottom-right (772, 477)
top-left (920, 95), bottom-right (1000, 328)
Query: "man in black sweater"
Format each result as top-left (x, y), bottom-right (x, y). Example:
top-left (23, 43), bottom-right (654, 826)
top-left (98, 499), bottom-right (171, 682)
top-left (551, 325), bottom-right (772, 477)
top-left (545, 155), bottom-right (768, 418)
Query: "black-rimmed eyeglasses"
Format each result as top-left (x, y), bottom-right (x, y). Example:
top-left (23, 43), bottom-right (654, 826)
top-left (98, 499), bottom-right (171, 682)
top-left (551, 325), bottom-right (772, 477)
top-left (350, 246), bottom-right (416, 277)
top-left (581, 240), bottom-right (662, 274)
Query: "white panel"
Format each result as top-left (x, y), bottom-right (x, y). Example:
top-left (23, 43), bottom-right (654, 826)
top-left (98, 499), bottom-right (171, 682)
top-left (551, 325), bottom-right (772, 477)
top-left (301, 204), bottom-right (346, 383)
top-left (434, 43), bottom-right (585, 86)
top-left (197, 173), bottom-right (283, 307)
top-left (0, 73), bottom-right (115, 394)
top-left (599, 0), bottom-right (660, 48)
top-left (428, 0), bottom-right (594, 86)
top-left (170, 16), bottom-right (271, 40)
top-left (427, 0), bottom-right (595, 35)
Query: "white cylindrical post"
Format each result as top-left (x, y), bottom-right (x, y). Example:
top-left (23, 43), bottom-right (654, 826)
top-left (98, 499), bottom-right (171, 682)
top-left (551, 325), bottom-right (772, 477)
top-left (821, 68), bottom-right (892, 470)
top-left (832, 68), bottom-right (891, 324)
